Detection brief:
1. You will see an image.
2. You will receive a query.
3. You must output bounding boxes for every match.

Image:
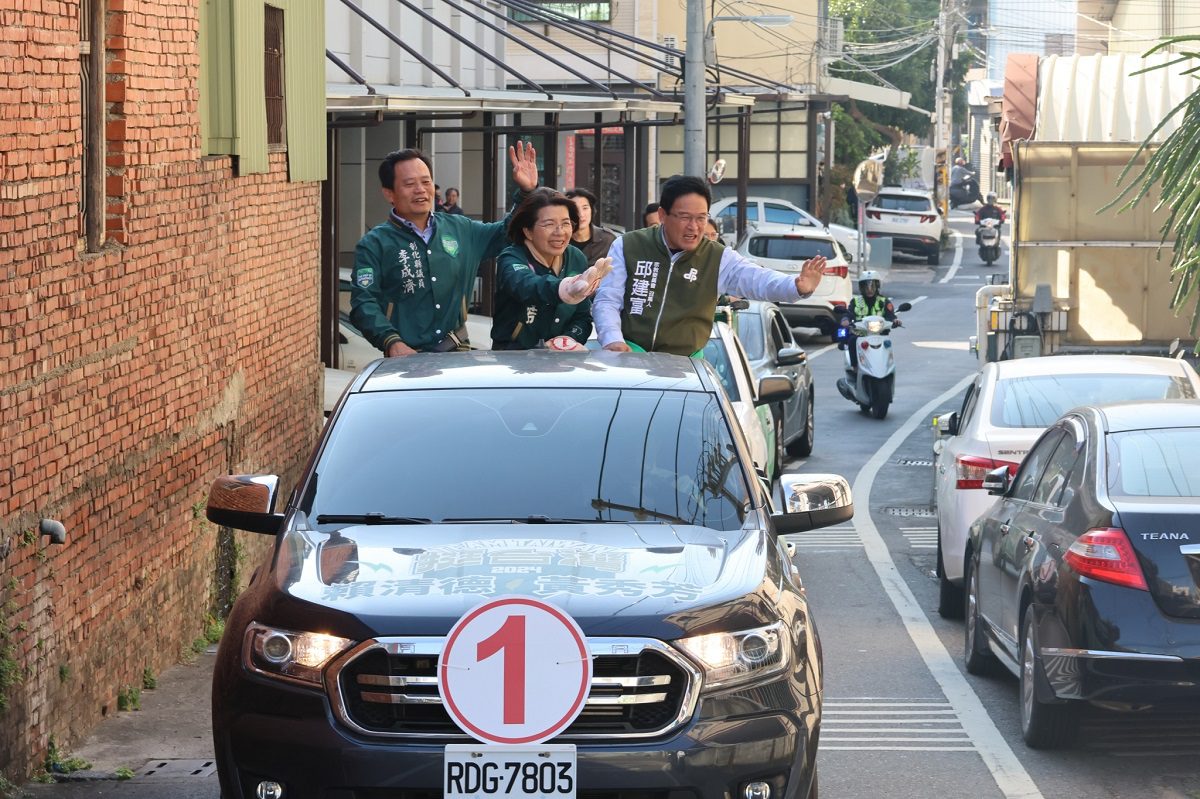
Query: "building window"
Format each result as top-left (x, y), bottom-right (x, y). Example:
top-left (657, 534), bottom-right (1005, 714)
top-left (265, 5), bottom-right (286, 151)
top-left (512, 1), bottom-right (612, 23)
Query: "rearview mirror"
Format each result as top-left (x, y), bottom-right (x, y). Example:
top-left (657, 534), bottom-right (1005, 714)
top-left (773, 473), bottom-right (854, 534)
top-left (934, 411), bottom-right (959, 437)
top-left (983, 466), bottom-right (1011, 496)
top-left (896, 302), bottom-right (912, 312)
top-left (756, 375), bottom-right (796, 406)
top-left (775, 346), bottom-right (806, 367)
top-left (207, 474), bottom-right (284, 535)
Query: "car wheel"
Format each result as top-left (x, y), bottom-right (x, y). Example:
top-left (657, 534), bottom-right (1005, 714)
top-left (937, 531), bottom-right (964, 619)
top-left (788, 389), bottom-right (814, 457)
top-left (963, 558), bottom-right (995, 675)
top-left (1020, 612), bottom-right (1077, 748)
top-left (927, 246), bottom-right (941, 266)
top-left (772, 411), bottom-right (785, 479)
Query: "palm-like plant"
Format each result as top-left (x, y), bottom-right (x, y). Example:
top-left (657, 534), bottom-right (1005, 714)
top-left (1111, 37), bottom-right (1200, 344)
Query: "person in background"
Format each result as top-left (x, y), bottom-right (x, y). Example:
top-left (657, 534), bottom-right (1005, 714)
top-left (642, 202), bottom-right (661, 228)
top-left (594, 175), bottom-right (825, 357)
top-left (434, 184), bottom-right (442, 207)
top-left (565, 188), bottom-right (616, 268)
top-left (490, 190), bottom-right (613, 351)
top-left (703, 217), bottom-right (720, 242)
top-left (442, 187), bottom-right (465, 215)
top-left (350, 144), bottom-right (539, 355)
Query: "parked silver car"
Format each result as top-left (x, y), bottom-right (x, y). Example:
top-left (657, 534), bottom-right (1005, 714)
top-left (736, 300), bottom-right (815, 465)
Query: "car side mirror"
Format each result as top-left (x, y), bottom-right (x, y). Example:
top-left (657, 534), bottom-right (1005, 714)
top-left (775, 346), bottom-right (806, 367)
top-left (934, 411), bottom-right (959, 437)
top-left (983, 466), bottom-right (1011, 496)
top-left (896, 302), bottom-right (912, 313)
top-left (206, 474), bottom-right (284, 535)
top-left (755, 374), bottom-right (796, 406)
top-left (773, 473), bottom-right (853, 534)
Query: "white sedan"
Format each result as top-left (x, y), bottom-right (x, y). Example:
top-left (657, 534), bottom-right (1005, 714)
top-left (932, 354), bottom-right (1200, 617)
top-left (710, 196), bottom-right (869, 264)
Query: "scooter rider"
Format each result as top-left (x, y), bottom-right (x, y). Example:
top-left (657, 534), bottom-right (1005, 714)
top-left (838, 270), bottom-right (900, 370)
top-left (974, 192), bottom-right (1005, 243)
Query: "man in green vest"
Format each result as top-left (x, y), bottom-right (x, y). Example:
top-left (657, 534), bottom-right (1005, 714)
top-left (593, 175), bottom-right (827, 357)
top-left (350, 143), bottom-right (539, 355)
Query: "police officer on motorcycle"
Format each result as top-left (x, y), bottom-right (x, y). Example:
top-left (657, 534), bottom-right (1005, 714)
top-left (838, 270), bottom-right (900, 369)
top-left (974, 192), bottom-right (1005, 244)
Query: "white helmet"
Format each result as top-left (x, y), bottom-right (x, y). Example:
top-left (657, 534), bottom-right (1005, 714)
top-left (858, 270), bottom-right (881, 292)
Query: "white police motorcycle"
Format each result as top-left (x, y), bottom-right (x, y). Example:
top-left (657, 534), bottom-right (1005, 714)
top-left (835, 284), bottom-right (911, 419)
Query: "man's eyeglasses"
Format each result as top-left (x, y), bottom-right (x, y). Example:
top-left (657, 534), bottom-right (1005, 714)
top-left (535, 220), bottom-right (575, 232)
top-left (667, 212), bottom-right (710, 228)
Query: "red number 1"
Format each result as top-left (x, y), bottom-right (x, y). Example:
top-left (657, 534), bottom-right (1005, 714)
top-left (477, 614), bottom-right (526, 724)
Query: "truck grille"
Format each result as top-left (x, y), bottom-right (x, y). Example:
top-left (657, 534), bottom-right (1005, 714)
top-left (329, 638), bottom-right (698, 741)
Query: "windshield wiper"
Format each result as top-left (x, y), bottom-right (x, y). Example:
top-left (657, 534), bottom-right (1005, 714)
top-left (315, 513), bottom-right (431, 525)
top-left (441, 516), bottom-right (594, 524)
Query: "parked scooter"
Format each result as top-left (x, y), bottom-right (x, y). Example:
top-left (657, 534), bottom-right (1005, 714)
top-left (949, 173), bottom-right (982, 208)
top-left (835, 302), bottom-right (912, 419)
top-left (977, 217), bottom-right (1002, 265)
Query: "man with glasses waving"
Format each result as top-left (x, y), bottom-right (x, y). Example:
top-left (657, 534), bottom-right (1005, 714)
top-left (594, 175), bottom-right (827, 356)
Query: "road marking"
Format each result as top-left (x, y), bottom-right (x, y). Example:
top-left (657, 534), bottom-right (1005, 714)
top-left (822, 699), bottom-right (974, 751)
top-left (850, 373), bottom-right (1045, 799)
top-left (938, 229), bottom-right (963, 284)
top-left (908, 295), bottom-right (928, 305)
top-left (805, 342), bottom-right (838, 361)
top-left (785, 526), bottom-right (863, 549)
top-left (901, 528), bottom-right (938, 549)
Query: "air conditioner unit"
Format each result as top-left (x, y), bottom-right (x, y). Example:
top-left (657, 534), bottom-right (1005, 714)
top-left (820, 18), bottom-right (843, 63)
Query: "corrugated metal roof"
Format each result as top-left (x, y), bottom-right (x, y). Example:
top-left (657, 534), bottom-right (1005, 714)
top-left (1036, 53), bottom-right (1200, 143)
top-left (325, 84), bottom-right (680, 114)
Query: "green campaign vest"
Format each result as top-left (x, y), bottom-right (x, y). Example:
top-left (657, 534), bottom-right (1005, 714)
top-left (619, 227), bottom-right (723, 356)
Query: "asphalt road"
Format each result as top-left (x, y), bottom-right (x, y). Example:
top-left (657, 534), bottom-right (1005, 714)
top-left (24, 212), bottom-right (1200, 798)
top-left (784, 210), bottom-right (1200, 799)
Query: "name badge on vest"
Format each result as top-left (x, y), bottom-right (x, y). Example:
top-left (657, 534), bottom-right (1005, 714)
top-left (441, 236), bottom-right (460, 257)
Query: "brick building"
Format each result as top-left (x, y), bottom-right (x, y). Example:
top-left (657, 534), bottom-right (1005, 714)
top-left (0, 0), bottom-right (325, 778)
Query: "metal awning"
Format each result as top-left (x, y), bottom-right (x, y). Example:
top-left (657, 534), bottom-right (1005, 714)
top-left (820, 77), bottom-right (911, 111)
top-left (327, 84), bottom-right (680, 115)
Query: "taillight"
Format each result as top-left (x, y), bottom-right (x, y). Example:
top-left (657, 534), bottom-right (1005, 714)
top-left (955, 455), bottom-right (1018, 489)
top-left (1064, 528), bottom-right (1148, 591)
top-left (866, 210), bottom-right (881, 220)
top-left (823, 264), bottom-right (848, 278)
top-left (919, 214), bottom-right (935, 223)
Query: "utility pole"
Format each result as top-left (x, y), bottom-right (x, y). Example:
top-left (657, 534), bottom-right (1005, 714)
top-left (933, 4), bottom-right (948, 211)
top-left (684, 0), bottom-right (706, 177)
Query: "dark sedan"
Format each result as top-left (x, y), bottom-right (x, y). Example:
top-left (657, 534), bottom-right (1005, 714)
top-left (964, 400), bottom-right (1200, 748)
top-left (736, 300), bottom-right (815, 463)
top-left (206, 351), bottom-right (850, 799)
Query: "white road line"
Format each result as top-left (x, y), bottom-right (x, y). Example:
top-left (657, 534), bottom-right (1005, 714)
top-left (938, 229), bottom-right (963, 284)
top-left (908, 295), bottom-right (928, 305)
top-left (850, 373), bottom-right (1045, 799)
top-left (805, 342), bottom-right (838, 361)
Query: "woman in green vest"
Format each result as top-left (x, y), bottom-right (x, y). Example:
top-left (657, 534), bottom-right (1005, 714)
top-left (490, 190), bottom-right (612, 350)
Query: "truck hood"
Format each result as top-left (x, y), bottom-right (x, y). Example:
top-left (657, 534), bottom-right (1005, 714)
top-left (273, 523), bottom-right (774, 638)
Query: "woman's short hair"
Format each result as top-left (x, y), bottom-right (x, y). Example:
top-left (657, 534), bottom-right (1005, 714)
top-left (507, 189), bottom-right (580, 244)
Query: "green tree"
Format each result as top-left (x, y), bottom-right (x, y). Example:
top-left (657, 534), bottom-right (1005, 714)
top-left (1113, 38), bottom-right (1200, 343)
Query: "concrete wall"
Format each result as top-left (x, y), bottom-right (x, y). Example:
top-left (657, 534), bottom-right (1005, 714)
top-left (0, 0), bottom-right (322, 779)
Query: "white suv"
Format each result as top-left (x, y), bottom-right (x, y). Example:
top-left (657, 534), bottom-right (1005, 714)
top-left (864, 187), bottom-right (944, 265)
top-left (711, 196), bottom-right (868, 263)
top-left (736, 226), bottom-right (851, 339)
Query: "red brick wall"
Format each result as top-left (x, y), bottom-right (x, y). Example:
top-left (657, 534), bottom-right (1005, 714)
top-left (0, 0), bottom-right (323, 778)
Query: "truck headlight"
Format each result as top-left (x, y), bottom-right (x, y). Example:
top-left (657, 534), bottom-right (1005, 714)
top-left (674, 621), bottom-right (790, 691)
top-left (244, 623), bottom-right (354, 687)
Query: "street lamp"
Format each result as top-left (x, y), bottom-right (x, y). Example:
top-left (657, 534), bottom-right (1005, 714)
top-left (683, 10), bottom-right (793, 177)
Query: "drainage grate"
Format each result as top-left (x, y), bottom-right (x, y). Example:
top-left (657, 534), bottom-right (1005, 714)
top-left (896, 458), bottom-right (934, 467)
top-left (882, 506), bottom-right (938, 518)
top-left (133, 759), bottom-right (217, 780)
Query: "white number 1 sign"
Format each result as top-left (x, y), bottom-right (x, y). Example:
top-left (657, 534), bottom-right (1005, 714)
top-left (439, 596), bottom-right (592, 745)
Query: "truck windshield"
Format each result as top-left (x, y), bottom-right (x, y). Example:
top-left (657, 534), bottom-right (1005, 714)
top-left (991, 373), bottom-right (1194, 428)
top-left (748, 237), bottom-right (837, 261)
top-left (307, 388), bottom-right (751, 531)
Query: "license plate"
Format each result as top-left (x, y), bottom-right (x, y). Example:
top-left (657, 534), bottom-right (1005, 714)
top-left (890, 215), bottom-right (911, 224)
top-left (445, 744), bottom-right (577, 799)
